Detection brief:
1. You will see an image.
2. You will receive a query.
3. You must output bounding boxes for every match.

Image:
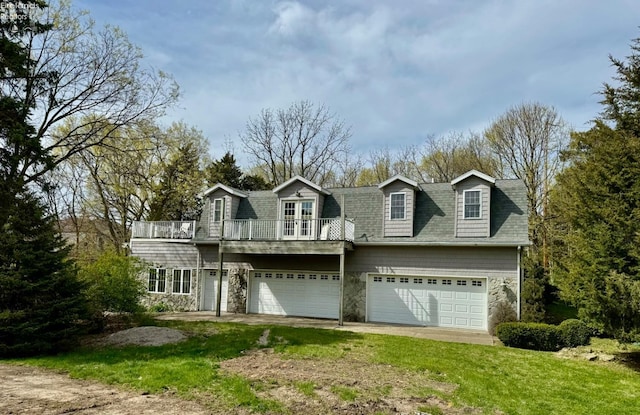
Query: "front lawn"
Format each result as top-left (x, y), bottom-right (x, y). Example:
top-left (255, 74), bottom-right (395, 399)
top-left (7, 320), bottom-right (640, 414)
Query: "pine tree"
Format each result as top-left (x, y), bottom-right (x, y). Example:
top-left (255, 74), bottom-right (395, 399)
top-left (553, 36), bottom-right (640, 337)
top-left (205, 152), bottom-right (270, 191)
top-left (0, 1), bottom-right (88, 356)
top-left (148, 142), bottom-right (205, 220)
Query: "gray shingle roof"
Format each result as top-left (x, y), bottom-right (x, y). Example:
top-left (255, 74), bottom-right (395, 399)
top-left (234, 179), bottom-right (529, 246)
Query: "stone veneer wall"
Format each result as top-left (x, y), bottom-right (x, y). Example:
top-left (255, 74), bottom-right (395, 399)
top-left (487, 276), bottom-right (518, 320)
top-left (227, 268), bottom-right (248, 313)
top-left (343, 272), bottom-right (366, 322)
top-left (142, 269), bottom-right (199, 312)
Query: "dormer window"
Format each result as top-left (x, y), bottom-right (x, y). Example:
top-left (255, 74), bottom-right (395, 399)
top-left (213, 198), bottom-right (223, 222)
top-left (390, 192), bottom-right (406, 220)
top-left (464, 190), bottom-right (481, 219)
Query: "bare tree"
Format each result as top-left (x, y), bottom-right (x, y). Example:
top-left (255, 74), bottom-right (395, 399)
top-left (2, 0), bottom-right (178, 186)
top-left (484, 102), bottom-right (569, 266)
top-left (419, 132), bottom-right (501, 182)
top-left (241, 100), bottom-right (351, 186)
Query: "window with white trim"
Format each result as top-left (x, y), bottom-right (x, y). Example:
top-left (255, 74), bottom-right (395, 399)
top-left (389, 192), bottom-right (406, 220)
top-left (172, 269), bottom-right (191, 294)
top-left (463, 190), bottom-right (481, 219)
top-left (148, 268), bottom-right (166, 293)
top-left (213, 198), bottom-right (223, 222)
top-left (373, 276), bottom-right (382, 282)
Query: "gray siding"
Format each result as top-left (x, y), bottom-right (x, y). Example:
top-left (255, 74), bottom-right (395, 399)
top-left (206, 190), bottom-right (241, 238)
top-left (346, 245), bottom-right (517, 279)
top-left (381, 182), bottom-right (414, 237)
top-left (131, 240), bottom-right (198, 268)
top-left (455, 178), bottom-right (491, 238)
top-left (275, 181), bottom-right (325, 218)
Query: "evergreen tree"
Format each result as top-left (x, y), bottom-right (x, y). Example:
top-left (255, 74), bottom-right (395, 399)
top-left (0, 1), bottom-right (87, 356)
top-left (553, 36), bottom-right (640, 337)
top-left (205, 151), bottom-right (270, 191)
top-left (205, 152), bottom-right (243, 188)
top-left (148, 142), bottom-right (205, 220)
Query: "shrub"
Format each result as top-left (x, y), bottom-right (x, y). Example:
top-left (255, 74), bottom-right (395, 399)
top-left (496, 322), bottom-right (561, 351)
top-left (558, 319), bottom-right (592, 347)
top-left (489, 301), bottom-right (518, 335)
top-left (149, 302), bottom-right (173, 313)
top-left (80, 251), bottom-right (147, 317)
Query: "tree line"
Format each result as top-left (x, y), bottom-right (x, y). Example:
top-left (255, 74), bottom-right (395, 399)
top-left (2, 0), bottom-right (639, 356)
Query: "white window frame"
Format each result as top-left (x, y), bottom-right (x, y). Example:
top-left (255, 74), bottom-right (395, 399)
top-left (148, 268), bottom-right (167, 293)
top-left (172, 269), bottom-right (192, 295)
top-left (389, 192), bottom-right (406, 220)
top-left (213, 198), bottom-right (223, 222)
top-left (463, 189), bottom-right (482, 219)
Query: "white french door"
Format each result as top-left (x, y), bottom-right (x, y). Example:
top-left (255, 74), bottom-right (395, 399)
top-left (281, 200), bottom-right (314, 239)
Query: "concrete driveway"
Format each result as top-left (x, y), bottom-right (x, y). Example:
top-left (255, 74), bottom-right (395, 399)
top-left (155, 312), bottom-right (496, 345)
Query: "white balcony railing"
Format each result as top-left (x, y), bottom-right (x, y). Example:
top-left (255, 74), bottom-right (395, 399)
top-left (222, 218), bottom-right (354, 242)
top-left (131, 221), bottom-right (196, 239)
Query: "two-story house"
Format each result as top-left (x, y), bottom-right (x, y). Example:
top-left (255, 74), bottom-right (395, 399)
top-left (130, 170), bottom-right (529, 331)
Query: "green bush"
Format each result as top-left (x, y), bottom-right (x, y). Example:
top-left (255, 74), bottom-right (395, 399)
top-left (80, 251), bottom-right (147, 317)
top-left (558, 319), bottom-right (592, 347)
top-left (496, 322), bottom-right (562, 351)
top-left (149, 302), bottom-right (173, 313)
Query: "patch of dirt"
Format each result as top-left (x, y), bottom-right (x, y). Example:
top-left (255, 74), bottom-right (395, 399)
top-left (0, 364), bottom-right (210, 415)
top-left (220, 348), bottom-right (480, 414)
top-left (98, 326), bottom-right (187, 347)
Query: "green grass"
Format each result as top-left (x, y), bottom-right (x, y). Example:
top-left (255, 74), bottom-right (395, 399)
top-left (294, 381), bottom-right (317, 397)
top-left (330, 384), bottom-right (359, 402)
top-left (5, 320), bottom-right (640, 414)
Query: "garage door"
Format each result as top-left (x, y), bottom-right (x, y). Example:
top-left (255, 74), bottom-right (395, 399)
top-left (249, 271), bottom-right (340, 319)
top-left (202, 270), bottom-right (228, 312)
top-left (367, 276), bottom-right (486, 329)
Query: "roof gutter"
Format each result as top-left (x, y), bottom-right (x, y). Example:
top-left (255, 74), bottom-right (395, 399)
top-left (353, 241), bottom-right (532, 248)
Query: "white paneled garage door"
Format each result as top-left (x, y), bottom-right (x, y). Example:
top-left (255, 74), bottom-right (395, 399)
top-left (202, 270), bottom-right (228, 312)
top-left (367, 276), bottom-right (487, 330)
top-left (249, 271), bottom-right (340, 319)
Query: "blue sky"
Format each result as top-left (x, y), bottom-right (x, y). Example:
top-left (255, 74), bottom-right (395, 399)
top-left (78, 0), bottom-right (639, 167)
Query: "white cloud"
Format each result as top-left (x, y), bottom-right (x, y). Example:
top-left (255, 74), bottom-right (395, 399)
top-left (79, 0), bottom-right (640, 165)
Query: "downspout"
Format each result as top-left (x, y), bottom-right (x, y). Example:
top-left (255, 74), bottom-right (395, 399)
top-left (339, 194), bottom-right (345, 326)
top-left (196, 248), bottom-right (201, 311)
top-left (517, 245), bottom-right (522, 320)
top-left (216, 199), bottom-right (226, 317)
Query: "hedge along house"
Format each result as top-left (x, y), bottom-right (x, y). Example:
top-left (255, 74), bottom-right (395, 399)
top-left (130, 170), bottom-right (530, 331)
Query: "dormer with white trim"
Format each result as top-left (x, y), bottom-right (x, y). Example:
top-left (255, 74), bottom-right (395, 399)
top-left (378, 175), bottom-right (418, 237)
top-left (272, 176), bottom-right (331, 240)
top-left (202, 184), bottom-right (248, 238)
top-left (451, 170), bottom-right (496, 238)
